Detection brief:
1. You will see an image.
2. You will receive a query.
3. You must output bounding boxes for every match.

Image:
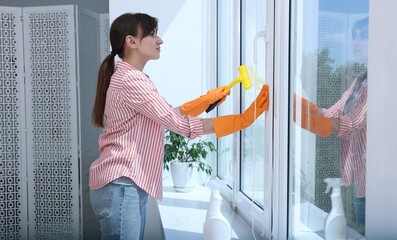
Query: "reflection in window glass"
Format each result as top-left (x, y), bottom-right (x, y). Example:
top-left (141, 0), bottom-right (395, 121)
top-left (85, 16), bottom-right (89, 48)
top-left (289, 0), bottom-right (368, 239)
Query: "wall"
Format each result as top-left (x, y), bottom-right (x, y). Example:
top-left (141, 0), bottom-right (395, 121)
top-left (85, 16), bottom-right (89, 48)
top-left (366, 0), bottom-right (397, 238)
top-left (109, 0), bottom-right (207, 107)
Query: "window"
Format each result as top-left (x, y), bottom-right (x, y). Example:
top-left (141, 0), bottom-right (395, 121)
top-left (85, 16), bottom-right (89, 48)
top-left (289, 0), bottom-right (369, 238)
top-left (217, 0), bottom-right (239, 188)
top-left (216, 0), bottom-right (274, 237)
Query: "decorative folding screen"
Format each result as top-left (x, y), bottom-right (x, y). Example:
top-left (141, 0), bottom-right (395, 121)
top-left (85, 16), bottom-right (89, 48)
top-left (23, 5), bottom-right (80, 239)
top-left (77, 8), bottom-right (103, 240)
top-left (0, 6), bottom-right (26, 239)
top-left (0, 4), bottom-right (103, 239)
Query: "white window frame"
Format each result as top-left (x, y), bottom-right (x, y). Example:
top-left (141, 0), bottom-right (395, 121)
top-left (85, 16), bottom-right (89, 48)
top-left (216, 0), bottom-right (280, 238)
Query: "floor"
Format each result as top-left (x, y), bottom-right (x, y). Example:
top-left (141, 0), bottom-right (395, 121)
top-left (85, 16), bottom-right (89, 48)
top-left (158, 173), bottom-right (255, 240)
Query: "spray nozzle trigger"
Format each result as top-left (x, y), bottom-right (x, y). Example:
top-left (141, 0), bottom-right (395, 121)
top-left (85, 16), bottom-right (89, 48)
top-left (324, 178), bottom-right (344, 193)
top-left (325, 184), bottom-right (331, 194)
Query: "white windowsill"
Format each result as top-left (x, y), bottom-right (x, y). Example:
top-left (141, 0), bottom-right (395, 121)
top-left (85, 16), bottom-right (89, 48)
top-left (293, 202), bottom-right (365, 240)
top-left (158, 171), bottom-right (256, 239)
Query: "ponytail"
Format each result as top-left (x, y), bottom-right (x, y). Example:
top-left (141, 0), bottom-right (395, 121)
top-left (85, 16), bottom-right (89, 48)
top-left (92, 13), bottom-right (158, 128)
top-left (92, 54), bottom-right (115, 127)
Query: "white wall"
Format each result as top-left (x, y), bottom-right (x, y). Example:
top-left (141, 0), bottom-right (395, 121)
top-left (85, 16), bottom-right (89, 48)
top-left (109, 0), bottom-right (210, 107)
top-left (367, 0), bottom-right (397, 239)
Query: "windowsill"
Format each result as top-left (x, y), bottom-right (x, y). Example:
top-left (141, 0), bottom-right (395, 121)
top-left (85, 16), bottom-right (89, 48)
top-left (293, 202), bottom-right (365, 240)
top-left (158, 171), bottom-right (256, 239)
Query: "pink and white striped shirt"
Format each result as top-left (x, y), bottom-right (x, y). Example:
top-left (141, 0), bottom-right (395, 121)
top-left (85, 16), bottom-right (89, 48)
top-left (89, 61), bottom-right (204, 200)
top-left (322, 77), bottom-right (367, 198)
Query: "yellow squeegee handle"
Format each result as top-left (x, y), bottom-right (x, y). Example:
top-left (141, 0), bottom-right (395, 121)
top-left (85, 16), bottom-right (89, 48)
top-left (206, 65), bottom-right (251, 113)
top-left (224, 76), bottom-right (242, 91)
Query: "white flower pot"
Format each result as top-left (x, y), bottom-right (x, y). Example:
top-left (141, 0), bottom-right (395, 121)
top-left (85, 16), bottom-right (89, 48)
top-left (170, 161), bottom-right (198, 192)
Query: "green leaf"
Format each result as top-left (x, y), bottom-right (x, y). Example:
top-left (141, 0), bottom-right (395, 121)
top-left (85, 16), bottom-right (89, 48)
top-left (163, 129), bottom-right (216, 176)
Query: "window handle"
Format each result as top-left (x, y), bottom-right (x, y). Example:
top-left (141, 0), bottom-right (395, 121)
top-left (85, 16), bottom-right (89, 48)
top-left (253, 28), bottom-right (268, 64)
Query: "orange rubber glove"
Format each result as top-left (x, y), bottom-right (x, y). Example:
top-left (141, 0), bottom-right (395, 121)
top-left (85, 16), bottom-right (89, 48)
top-left (213, 84), bottom-right (269, 138)
top-left (180, 86), bottom-right (230, 117)
top-left (293, 93), bottom-right (331, 137)
top-left (293, 93), bottom-right (319, 121)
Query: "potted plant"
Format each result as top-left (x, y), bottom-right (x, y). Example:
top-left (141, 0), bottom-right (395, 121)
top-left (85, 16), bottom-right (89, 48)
top-left (164, 129), bottom-right (216, 192)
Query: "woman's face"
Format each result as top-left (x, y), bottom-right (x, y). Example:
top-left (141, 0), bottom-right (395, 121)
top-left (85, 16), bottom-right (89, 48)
top-left (137, 30), bottom-right (163, 61)
top-left (352, 28), bottom-right (368, 66)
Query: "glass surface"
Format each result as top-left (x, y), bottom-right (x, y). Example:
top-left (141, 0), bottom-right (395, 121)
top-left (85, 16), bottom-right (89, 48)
top-left (289, 0), bottom-right (368, 238)
top-left (216, 1), bottom-right (237, 188)
top-left (240, 0), bottom-right (267, 207)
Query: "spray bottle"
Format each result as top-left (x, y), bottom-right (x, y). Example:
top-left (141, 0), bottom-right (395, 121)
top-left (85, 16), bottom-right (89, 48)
top-left (324, 178), bottom-right (347, 240)
top-left (203, 180), bottom-right (231, 240)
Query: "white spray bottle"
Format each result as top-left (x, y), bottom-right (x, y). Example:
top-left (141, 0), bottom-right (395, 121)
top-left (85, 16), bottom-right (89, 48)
top-left (203, 180), bottom-right (231, 240)
top-left (324, 178), bottom-right (347, 240)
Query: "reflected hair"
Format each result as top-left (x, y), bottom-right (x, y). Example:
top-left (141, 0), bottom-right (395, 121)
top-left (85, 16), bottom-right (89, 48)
top-left (352, 17), bottom-right (368, 40)
top-left (92, 13), bottom-right (158, 127)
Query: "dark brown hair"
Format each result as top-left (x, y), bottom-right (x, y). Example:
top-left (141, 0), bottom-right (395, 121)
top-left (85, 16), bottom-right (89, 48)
top-left (352, 17), bottom-right (368, 40)
top-left (92, 13), bottom-right (158, 127)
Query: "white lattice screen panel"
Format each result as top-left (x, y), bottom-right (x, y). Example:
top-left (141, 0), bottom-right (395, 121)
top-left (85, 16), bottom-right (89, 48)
top-left (0, 4), bottom-right (104, 239)
top-left (0, 7), bottom-right (25, 240)
top-left (0, 5), bottom-right (80, 240)
top-left (99, 13), bottom-right (110, 62)
top-left (77, 8), bottom-right (102, 240)
top-left (22, 5), bottom-right (79, 240)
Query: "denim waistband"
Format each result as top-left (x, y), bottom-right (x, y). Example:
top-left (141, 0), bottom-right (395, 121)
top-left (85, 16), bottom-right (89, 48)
top-left (112, 177), bottom-right (135, 186)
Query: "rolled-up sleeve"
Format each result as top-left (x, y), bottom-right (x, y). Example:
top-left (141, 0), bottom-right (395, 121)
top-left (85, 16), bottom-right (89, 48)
top-left (337, 94), bottom-right (367, 139)
top-left (185, 115), bottom-right (203, 139)
top-left (321, 79), bottom-right (367, 139)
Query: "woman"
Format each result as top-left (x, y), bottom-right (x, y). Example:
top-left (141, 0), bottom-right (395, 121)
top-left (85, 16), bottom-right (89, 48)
top-left (89, 13), bottom-right (269, 240)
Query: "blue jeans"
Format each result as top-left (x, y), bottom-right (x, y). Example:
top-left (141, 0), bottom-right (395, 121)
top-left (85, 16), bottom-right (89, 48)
top-left (90, 177), bottom-right (149, 240)
top-left (354, 196), bottom-right (365, 235)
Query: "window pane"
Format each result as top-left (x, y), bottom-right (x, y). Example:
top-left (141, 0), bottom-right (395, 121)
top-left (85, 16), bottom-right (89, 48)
top-left (289, 0), bottom-right (368, 238)
top-left (217, 1), bottom-right (238, 187)
top-left (241, 0), bottom-right (267, 207)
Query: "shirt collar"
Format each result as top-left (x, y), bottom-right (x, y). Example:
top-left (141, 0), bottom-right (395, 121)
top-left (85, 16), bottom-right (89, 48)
top-left (116, 61), bottom-right (150, 78)
top-left (356, 71), bottom-right (367, 82)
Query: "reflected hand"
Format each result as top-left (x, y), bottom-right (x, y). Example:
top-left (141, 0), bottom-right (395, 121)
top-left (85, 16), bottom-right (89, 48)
top-left (293, 93), bottom-right (331, 137)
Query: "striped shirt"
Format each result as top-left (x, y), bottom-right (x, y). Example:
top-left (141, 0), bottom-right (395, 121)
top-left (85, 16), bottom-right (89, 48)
top-left (322, 77), bottom-right (367, 198)
top-left (89, 61), bottom-right (204, 200)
